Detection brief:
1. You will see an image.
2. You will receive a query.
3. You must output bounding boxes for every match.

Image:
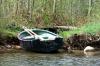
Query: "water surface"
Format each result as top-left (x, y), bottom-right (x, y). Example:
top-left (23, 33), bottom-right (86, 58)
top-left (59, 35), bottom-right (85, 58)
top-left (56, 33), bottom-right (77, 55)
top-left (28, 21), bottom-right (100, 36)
top-left (0, 51), bottom-right (100, 66)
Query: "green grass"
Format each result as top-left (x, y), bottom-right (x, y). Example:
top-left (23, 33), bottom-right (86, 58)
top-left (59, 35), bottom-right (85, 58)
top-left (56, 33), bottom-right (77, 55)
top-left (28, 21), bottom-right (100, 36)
top-left (0, 18), bottom-right (100, 39)
top-left (0, 29), bottom-right (19, 39)
top-left (0, 29), bottom-right (18, 38)
top-left (80, 22), bottom-right (100, 34)
top-left (0, 18), bottom-right (22, 38)
top-left (59, 29), bottom-right (81, 38)
top-left (60, 22), bottom-right (100, 38)
top-left (1, 21), bottom-right (100, 39)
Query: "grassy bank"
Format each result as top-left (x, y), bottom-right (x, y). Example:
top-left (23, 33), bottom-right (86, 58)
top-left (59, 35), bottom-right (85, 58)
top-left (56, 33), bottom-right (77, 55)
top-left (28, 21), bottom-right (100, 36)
top-left (0, 21), bottom-right (100, 39)
top-left (0, 18), bottom-right (100, 47)
top-left (60, 22), bottom-right (100, 38)
top-left (0, 18), bottom-right (21, 45)
top-left (0, 29), bottom-right (19, 45)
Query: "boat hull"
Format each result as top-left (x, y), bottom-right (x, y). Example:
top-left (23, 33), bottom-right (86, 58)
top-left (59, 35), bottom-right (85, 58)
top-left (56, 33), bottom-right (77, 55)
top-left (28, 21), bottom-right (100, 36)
top-left (20, 38), bottom-right (63, 52)
top-left (18, 29), bottom-right (64, 52)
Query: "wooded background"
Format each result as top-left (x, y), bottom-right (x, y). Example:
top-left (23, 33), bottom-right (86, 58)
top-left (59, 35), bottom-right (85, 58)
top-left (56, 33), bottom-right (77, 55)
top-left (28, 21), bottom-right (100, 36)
top-left (0, 0), bottom-right (100, 28)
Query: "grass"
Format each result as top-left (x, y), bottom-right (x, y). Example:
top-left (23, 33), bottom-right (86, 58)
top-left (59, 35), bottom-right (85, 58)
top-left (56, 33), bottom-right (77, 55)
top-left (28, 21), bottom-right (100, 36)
top-left (59, 29), bottom-right (81, 38)
top-left (80, 22), bottom-right (100, 34)
top-left (0, 21), bottom-right (100, 39)
top-left (0, 29), bottom-right (18, 38)
top-left (0, 17), bottom-right (100, 39)
top-left (60, 22), bottom-right (100, 38)
top-left (0, 18), bottom-right (23, 38)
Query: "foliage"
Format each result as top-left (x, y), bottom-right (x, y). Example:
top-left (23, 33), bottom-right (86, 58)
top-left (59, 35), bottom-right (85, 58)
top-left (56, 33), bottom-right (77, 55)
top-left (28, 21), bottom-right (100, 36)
top-left (0, 0), bottom-right (100, 38)
top-left (0, 0), bottom-right (100, 27)
top-left (60, 22), bottom-right (100, 38)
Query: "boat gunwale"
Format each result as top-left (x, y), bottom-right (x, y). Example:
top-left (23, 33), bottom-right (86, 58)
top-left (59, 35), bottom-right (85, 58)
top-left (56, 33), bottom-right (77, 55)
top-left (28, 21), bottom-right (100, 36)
top-left (18, 29), bottom-right (62, 41)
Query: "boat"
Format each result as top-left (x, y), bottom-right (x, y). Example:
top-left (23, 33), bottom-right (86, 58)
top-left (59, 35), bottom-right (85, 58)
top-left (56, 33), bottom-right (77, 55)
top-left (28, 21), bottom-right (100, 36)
top-left (18, 28), bottom-right (64, 52)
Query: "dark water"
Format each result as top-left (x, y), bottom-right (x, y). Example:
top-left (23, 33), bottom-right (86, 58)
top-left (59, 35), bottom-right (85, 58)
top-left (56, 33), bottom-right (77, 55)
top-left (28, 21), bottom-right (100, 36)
top-left (0, 51), bottom-right (100, 66)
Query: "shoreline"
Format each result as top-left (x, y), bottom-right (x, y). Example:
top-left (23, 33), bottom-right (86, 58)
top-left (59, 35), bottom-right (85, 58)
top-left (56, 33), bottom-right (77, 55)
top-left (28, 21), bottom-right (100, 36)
top-left (0, 45), bottom-right (23, 53)
top-left (0, 45), bottom-right (99, 54)
top-left (0, 46), bottom-right (100, 57)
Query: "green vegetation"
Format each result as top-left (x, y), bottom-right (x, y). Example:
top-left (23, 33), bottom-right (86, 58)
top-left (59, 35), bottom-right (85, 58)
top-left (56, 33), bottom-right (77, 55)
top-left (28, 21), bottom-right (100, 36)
top-left (81, 22), bottom-right (100, 34)
top-left (0, 0), bottom-right (100, 43)
top-left (0, 18), bottom-right (20, 37)
top-left (60, 22), bottom-right (100, 38)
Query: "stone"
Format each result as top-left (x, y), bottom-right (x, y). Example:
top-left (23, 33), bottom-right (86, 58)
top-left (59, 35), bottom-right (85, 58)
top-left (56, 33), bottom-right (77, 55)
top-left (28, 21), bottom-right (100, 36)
top-left (84, 46), bottom-right (95, 52)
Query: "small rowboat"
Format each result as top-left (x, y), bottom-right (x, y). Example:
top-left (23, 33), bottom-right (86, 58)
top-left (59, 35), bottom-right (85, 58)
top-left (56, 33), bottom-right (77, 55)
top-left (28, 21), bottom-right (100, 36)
top-left (18, 28), bottom-right (64, 52)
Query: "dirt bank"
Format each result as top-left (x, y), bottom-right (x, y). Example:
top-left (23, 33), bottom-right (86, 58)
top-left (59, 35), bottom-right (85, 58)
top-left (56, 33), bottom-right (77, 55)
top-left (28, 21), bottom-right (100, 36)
top-left (65, 33), bottom-right (100, 50)
top-left (0, 32), bottom-right (100, 52)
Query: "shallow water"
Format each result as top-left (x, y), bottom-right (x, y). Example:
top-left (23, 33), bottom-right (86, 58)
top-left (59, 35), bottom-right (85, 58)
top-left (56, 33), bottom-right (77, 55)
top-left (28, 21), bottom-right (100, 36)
top-left (0, 51), bottom-right (100, 66)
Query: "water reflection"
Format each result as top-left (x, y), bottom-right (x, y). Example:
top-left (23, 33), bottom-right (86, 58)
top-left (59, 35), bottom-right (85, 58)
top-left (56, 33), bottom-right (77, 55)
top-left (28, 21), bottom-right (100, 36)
top-left (0, 51), bottom-right (100, 66)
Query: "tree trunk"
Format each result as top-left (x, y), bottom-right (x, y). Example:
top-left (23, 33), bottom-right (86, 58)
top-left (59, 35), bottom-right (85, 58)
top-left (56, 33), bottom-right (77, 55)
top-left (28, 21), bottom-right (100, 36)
top-left (53, 0), bottom-right (56, 13)
top-left (88, 0), bottom-right (92, 17)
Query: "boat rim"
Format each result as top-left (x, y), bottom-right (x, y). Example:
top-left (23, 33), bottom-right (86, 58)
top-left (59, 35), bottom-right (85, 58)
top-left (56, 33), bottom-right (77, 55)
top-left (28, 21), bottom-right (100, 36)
top-left (18, 29), bottom-right (62, 41)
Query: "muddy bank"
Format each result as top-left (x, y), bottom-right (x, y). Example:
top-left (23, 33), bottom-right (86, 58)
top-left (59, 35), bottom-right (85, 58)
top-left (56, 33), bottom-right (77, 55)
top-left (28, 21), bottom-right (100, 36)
top-left (0, 36), bottom-right (19, 45)
top-left (0, 32), bottom-right (100, 52)
top-left (0, 34), bottom-right (22, 53)
top-left (65, 33), bottom-right (100, 50)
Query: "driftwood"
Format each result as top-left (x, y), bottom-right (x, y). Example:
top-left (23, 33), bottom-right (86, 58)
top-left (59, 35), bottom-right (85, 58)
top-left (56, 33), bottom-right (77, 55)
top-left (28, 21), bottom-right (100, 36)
top-left (42, 26), bottom-right (77, 34)
top-left (54, 26), bottom-right (77, 30)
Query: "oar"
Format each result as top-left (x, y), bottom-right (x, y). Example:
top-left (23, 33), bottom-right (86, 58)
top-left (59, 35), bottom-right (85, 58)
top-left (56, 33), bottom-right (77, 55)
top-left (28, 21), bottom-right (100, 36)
top-left (22, 26), bottom-right (44, 41)
top-left (22, 26), bottom-right (35, 36)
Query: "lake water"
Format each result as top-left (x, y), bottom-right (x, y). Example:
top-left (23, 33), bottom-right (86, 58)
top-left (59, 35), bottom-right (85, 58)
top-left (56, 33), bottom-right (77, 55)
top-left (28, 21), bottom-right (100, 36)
top-left (0, 51), bottom-right (100, 66)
